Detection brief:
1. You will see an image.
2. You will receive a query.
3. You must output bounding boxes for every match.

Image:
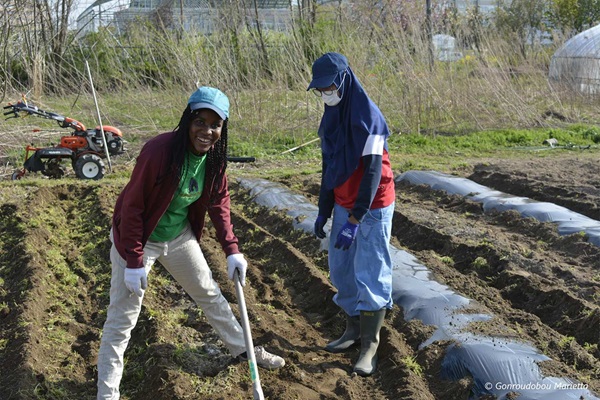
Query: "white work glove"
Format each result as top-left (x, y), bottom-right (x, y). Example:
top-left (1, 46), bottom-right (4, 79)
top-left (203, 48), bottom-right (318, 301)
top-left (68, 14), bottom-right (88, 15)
top-left (124, 267), bottom-right (148, 297)
top-left (227, 253), bottom-right (247, 287)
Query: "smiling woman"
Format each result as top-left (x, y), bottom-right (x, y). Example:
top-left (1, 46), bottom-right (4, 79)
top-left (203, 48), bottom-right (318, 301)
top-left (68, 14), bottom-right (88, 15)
top-left (95, 86), bottom-right (285, 398)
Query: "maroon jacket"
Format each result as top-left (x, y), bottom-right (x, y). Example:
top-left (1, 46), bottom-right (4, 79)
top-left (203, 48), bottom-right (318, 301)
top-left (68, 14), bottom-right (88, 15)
top-left (112, 131), bottom-right (239, 269)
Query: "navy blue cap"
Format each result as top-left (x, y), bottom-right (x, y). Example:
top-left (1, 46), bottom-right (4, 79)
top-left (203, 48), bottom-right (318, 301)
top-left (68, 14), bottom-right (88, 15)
top-left (307, 52), bottom-right (349, 90)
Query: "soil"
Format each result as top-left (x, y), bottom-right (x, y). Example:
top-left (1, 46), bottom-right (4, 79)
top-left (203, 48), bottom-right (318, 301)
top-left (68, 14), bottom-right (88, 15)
top-left (1, 151), bottom-right (600, 400)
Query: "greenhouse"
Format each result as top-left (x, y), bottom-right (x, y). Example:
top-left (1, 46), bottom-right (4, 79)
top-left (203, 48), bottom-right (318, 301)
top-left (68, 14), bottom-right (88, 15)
top-left (77, 0), bottom-right (340, 34)
top-left (549, 24), bottom-right (600, 95)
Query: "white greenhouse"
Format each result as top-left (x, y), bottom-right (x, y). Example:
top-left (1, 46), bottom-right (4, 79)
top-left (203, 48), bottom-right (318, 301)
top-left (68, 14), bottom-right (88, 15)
top-left (549, 24), bottom-right (600, 95)
top-left (77, 0), bottom-right (341, 35)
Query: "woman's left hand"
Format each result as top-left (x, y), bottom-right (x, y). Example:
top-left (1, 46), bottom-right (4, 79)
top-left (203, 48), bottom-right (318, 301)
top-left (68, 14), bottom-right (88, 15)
top-left (335, 221), bottom-right (359, 250)
top-left (227, 253), bottom-right (248, 286)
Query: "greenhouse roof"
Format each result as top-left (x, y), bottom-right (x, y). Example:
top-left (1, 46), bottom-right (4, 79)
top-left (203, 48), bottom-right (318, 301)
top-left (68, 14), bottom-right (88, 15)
top-left (177, 0), bottom-right (290, 7)
top-left (81, 0), bottom-right (289, 16)
top-left (552, 24), bottom-right (600, 59)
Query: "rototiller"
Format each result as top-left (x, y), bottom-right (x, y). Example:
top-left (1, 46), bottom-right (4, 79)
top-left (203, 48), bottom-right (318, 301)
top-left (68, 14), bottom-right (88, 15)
top-left (4, 97), bottom-right (125, 180)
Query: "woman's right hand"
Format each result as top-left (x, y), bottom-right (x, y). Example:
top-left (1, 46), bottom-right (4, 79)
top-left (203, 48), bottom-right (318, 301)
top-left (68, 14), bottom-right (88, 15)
top-left (124, 267), bottom-right (148, 297)
top-left (314, 215), bottom-right (328, 239)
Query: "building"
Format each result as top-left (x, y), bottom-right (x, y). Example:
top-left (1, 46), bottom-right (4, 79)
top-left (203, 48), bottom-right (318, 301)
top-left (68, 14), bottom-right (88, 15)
top-left (76, 0), bottom-right (130, 34)
top-left (115, 0), bottom-right (292, 34)
top-left (451, 0), bottom-right (507, 15)
top-left (77, 0), bottom-right (299, 35)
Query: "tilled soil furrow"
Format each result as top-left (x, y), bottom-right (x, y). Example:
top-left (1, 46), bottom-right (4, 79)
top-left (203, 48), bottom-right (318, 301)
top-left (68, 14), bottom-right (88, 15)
top-left (0, 184), bottom-right (127, 399)
top-left (392, 184), bottom-right (600, 391)
top-left (227, 208), bottom-right (376, 400)
top-left (4, 156), bottom-right (600, 399)
top-left (0, 202), bottom-right (38, 398)
top-left (21, 185), bottom-right (116, 396)
top-left (394, 207), bottom-right (600, 349)
top-left (227, 186), bottom-right (455, 400)
top-left (0, 186), bottom-right (91, 397)
top-left (231, 217), bottom-right (338, 316)
top-left (470, 165), bottom-right (600, 221)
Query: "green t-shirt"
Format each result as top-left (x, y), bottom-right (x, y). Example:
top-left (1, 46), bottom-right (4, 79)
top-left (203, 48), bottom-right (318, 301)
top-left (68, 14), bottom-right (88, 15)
top-left (149, 151), bottom-right (207, 242)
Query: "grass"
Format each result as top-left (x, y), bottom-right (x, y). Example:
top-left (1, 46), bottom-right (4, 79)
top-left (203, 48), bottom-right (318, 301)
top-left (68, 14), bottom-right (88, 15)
top-left (1, 1), bottom-right (600, 184)
top-left (4, 88), bottom-right (600, 181)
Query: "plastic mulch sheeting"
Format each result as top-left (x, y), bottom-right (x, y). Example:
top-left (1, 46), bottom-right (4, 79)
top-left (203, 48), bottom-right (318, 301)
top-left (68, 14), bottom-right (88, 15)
top-left (396, 170), bottom-right (600, 246)
top-left (238, 177), bottom-right (598, 400)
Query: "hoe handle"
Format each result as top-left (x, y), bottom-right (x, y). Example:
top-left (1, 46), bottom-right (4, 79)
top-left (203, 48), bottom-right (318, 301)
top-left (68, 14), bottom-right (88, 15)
top-left (233, 269), bottom-right (265, 400)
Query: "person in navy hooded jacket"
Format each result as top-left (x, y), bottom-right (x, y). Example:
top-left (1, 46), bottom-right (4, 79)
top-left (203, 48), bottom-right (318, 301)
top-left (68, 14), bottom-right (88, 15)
top-left (308, 53), bottom-right (395, 377)
top-left (96, 86), bottom-right (284, 399)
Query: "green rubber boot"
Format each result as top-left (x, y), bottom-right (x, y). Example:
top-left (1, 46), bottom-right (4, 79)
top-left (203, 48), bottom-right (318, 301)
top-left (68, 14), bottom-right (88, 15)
top-left (325, 314), bottom-right (360, 353)
top-left (353, 309), bottom-right (386, 376)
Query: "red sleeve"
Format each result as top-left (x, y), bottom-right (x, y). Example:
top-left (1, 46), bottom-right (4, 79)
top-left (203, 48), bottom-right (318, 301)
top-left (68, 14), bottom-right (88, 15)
top-left (207, 173), bottom-right (240, 256)
top-left (118, 146), bottom-right (163, 268)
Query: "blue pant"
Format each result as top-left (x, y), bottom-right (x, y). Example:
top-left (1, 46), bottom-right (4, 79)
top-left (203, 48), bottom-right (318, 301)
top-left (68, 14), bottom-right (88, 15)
top-left (329, 202), bottom-right (394, 316)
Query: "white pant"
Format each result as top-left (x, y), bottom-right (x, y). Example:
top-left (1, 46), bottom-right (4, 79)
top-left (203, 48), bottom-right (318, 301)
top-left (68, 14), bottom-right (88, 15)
top-left (97, 226), bottom-right (246, 399)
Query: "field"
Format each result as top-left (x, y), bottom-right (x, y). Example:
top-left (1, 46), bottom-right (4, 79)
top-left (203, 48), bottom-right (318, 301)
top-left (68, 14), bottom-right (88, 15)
top-left (4, 0), bottom-right (600, 397)
top-left (1, 139), bottom-right (600, 399)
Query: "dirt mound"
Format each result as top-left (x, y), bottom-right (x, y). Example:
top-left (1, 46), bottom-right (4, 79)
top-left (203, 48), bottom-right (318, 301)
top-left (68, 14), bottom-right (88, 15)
top-left (0, 155), bottom-right (599, 399)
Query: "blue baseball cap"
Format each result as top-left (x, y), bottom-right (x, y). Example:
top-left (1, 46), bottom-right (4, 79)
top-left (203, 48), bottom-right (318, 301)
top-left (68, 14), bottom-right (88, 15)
top-left (188, 86), bottom-right (229, 120)
top-left (307, 52), bottom-right (349, 90)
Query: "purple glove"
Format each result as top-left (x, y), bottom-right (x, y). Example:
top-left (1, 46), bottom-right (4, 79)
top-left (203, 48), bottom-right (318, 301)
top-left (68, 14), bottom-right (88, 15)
top-left (334, 221), bottom-right (359, 250)
top-left (314, 215), bottom-right (328, 239)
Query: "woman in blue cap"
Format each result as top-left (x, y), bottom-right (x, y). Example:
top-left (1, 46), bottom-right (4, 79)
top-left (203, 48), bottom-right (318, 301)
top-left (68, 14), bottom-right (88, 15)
top-left (308, 53), bottom-right (395, 376)
top-left (97, 86), bottom-right (285, 399)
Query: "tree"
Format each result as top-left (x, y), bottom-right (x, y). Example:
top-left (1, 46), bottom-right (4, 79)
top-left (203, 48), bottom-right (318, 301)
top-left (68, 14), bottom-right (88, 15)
top-left (3, 0), bottom-right (77, 94)
top-left (495, 0), bottom-right (549, 58)
top-left (547, 0), bottom-right (600, 34)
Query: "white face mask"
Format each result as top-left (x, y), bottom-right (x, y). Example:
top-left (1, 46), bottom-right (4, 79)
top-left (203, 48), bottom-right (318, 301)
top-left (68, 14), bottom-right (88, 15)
top-left (322, 91), bottom-right (342, 106)
top-left (321, 72), bottom-right (346, 107)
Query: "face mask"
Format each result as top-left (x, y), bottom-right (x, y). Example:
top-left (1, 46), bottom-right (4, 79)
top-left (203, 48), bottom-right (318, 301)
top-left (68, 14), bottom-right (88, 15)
top-left (321, 72), bottom-right (346, 107)
top-left (322, 92), bottom-right (342, 106)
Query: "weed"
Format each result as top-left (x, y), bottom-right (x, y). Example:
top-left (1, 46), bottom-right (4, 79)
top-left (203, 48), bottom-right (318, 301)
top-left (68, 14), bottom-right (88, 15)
top-left (258, 303), bottom-right (277, 313)
top-left (401, 355), bottom-right (423, 376)
top-left (479, 238), bottom-right (494, 248)
top-left (583, 342), bottom-right (598, 353)
top-left (164, 309), bottom-right (189, 327)
top-left (471, 257), bottom-right (488, 269)
top-left (437, 255), bottom-right (455, 266)
top-left (558, 336), bottom-right (575, 348)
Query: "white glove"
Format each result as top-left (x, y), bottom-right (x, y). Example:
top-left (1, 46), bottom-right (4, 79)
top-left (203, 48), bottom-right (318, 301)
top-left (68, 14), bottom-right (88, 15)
top-left (227, 253), bottom-right (247, 287)
top-left (124, 267), bottom-right (148, 297)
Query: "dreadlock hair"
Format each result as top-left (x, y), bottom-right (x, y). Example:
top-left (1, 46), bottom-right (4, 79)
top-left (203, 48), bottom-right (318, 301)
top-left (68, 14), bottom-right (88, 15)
top-left (170, 105), bottom-right (228, 204)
